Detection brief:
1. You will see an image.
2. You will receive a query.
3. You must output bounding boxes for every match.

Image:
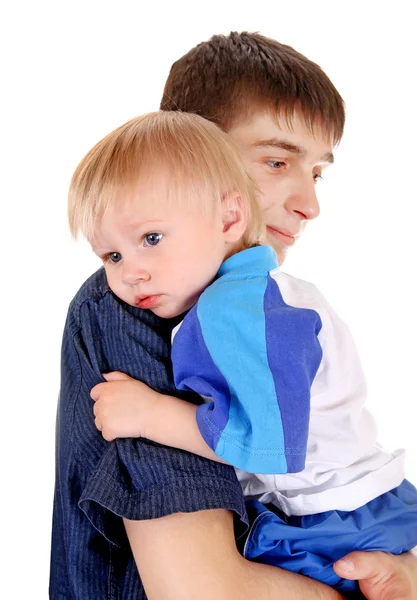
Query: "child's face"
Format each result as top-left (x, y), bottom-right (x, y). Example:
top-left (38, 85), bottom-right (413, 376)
top-left (91, 184), bottom-right (230, 318)
top-left (228, 110), bottom-right (334, 264)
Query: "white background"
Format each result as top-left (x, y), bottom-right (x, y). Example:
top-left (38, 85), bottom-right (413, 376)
top-left (1, 1), bottom-right (416, 596)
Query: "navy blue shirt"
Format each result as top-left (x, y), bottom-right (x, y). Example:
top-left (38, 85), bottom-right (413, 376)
top-left (50, 267), bottom-right (248, 599)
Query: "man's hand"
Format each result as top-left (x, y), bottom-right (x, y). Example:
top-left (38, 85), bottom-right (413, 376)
top-left (334, 550), bottom-right (417, 600)
top-left (90, 371), bottom-right (161, 441)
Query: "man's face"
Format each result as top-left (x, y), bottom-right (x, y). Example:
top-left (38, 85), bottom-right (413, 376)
top-left (228, 111), bottom-right (335, 264)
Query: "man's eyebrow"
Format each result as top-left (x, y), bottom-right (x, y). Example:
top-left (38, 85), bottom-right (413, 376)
top-left (251, 138), bottom-right (334, 163)
top-left (321, 151), bottom-right (334, 164)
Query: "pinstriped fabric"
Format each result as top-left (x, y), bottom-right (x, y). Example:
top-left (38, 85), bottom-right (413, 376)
top-left (50, 267), bottom-right (248, 599)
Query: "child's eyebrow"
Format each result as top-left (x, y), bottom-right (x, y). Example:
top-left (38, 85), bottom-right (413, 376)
top-left (91, 247), bottom-right (108, 257)
top-left (252, 138), bottom-right (334, 164)
top-left (125, 218), bottom-right (166, 231)
top-left (89, 219), bottom-right (167, 252)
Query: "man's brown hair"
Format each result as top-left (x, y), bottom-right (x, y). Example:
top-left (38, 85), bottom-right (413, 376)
top-left (161, 31), bottom-right (345, 145)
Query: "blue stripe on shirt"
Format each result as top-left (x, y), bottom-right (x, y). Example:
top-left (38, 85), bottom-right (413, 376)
top-left (264, 273), bottom-right (322, 472)
top-left (172, 245), bottom-right (322, 474)
top-left (172, 304), bottom-right (232, 452)
top-left (196, 270), bottom-right (288, 473)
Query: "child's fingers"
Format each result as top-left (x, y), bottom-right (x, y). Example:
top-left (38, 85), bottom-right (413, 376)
top-left (95, 418), bottom-right (114, 441)
top-left (90, 381), bottom-right (113, 401)
top-left (90, 383), bottom-right (103, 401)
top-left (102, 371), bottom-right (132, 382)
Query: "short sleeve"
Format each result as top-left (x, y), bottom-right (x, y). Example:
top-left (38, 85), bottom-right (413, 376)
top-left (172, 273), bottom-right (323, 474)
top-left (79, 437), bottom-right (249, 548)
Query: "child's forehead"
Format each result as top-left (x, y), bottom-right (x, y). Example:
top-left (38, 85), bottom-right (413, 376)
top-left (90, 212), bottom-right (165, 248)
top-left (91, 192), bottom-right (212, 245)
top-left (104, 200), bottom-right (169, 229)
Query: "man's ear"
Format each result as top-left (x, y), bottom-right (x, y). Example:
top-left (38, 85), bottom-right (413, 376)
top-left (221, 191), bottom-right (247, 243)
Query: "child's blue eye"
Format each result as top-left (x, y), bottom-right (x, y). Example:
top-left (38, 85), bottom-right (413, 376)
top-left (144, 233), bottom-right (163, 247)
top-left (107, 252), bottom-right (122, 264)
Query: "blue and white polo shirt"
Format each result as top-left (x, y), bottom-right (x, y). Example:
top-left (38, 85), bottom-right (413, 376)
top-left (171, 245), bottom-right (323, 474)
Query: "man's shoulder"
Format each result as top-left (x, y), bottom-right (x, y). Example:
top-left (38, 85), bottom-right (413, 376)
top-left (67, 267), bottom-right (112, 325)
top-left (73, 267), bottom-right (110, 304)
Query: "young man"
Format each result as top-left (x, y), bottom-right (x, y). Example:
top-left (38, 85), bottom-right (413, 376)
top-left (50, 32), bottom-right (417, 600)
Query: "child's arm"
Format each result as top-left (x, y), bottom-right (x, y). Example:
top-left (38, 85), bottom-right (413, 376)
top-left (148, 386), bottom-right (228, 462)
top-left (172, 273), bottom-right (323, 475)
top-left (91, 371), bottom-right (227, 463)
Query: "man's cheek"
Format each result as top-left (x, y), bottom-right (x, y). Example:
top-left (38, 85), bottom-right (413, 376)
top-left (257, 185), bottom-right (276, 213)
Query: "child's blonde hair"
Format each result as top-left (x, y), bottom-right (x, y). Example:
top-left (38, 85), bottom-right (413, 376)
top-left (68, 111), bottom-right (264, 248)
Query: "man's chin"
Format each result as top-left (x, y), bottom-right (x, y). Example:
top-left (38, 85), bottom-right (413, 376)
top-left (266, 239), bottom-right (288, 266)
top-left (277, 250), bottom-right (287, 266)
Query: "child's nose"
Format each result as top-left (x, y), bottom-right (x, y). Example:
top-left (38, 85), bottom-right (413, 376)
top-left (121, 264), bottom-right (150, 286)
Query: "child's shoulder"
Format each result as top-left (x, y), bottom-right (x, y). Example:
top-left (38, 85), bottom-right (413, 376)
top-left (272, 270), bottom-right (328, 312)
top-left (195, 267), bottom-right (329, 314)
top-left (275, 271), bottom-right (355, 351)
top-left (198, 264), bottom-right (266, 307)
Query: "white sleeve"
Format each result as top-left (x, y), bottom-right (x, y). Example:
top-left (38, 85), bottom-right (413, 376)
top-left (237, 272), bottom-right (406, 516)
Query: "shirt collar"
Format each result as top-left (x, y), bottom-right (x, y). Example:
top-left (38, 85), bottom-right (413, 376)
top-left (217, 245), bottom-right (278, 278)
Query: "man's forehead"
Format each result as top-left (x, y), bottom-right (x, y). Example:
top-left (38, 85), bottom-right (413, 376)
top-left (251, 136), bottom-right (334, 164)
top-left (229, 110), bottom-right (335, 161)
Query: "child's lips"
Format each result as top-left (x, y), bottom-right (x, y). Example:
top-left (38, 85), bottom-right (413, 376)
top-left (134, 295), bottom-right (162, 309)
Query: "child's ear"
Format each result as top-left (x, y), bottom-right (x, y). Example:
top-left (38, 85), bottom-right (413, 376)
top-left (221, 191), bottom-right (247, 243)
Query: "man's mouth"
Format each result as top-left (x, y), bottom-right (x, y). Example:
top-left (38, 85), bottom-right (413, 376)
top-left (266, 226), bottom-right (299, 247)
top-left (134, 295), bottom-right (162, 309)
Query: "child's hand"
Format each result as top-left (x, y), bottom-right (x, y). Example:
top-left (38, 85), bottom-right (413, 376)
top-left (90, 371), bottom-right (161, 442)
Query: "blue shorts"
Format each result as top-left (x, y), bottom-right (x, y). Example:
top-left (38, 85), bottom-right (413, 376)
top-left (243, 479), bottom-right (417, 598)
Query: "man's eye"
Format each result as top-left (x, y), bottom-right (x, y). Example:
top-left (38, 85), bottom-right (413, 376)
top-left (104, 252), bottom-right (122, 264)
top-left (266, 160), bottom-right (286, 170)
top-left (144, 232), bottom-right (163, 247)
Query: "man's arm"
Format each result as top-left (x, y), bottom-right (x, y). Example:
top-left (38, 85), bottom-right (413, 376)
top-left (126, 509), bottom-right (417, 600)
top-left (124, 509), bottom-right (343, 600)
top-left (55, 271), bottom-right (251, 598)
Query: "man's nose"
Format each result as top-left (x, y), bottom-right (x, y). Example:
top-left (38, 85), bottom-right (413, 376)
top-left (287, 173), bottom-right (320, 221)
top-left (121, 263), bottom-right (150, 286)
